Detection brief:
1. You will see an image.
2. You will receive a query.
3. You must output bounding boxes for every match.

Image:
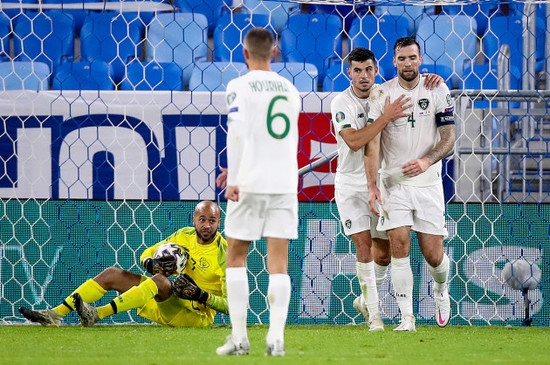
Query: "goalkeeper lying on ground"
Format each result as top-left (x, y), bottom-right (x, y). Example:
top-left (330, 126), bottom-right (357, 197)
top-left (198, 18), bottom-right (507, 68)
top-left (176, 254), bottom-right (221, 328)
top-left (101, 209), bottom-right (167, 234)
top-left (19, 201), bottom-right (228, 327)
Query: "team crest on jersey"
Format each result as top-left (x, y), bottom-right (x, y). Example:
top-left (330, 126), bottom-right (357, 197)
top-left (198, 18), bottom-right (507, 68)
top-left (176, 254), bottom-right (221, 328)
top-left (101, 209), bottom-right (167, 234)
top-left (199, 257), bottom-right (210, 271)
top-left (226, 92), bottom-right (236, 105)
top-left (345, 219), bottom-right (352, 229)
top-left (418, 98), bottom-right (430, 110)
top-left (336, 111), bottom-right (345, 122)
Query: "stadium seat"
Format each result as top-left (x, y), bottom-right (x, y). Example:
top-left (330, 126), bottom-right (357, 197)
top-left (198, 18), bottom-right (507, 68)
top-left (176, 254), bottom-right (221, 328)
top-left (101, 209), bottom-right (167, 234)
top-left (483, 16), bottom-right (523, 76)
top-left (296, 3), bottom-right (365, 31)
top-left (40, 0), bottom-right (95, 33)
top-left (188, 62), bottom-right (247, 91)
top-left (52, 61), bottom-right (114, 90)
top-left (213, 13), bottom-right (272, 63)
top-left (271, 62), bottom-right (318, 92)
top-left (441, 3), bottom-right (498, 36)
top-left (80, 12), bottom-right (142, 83)
top-left (13, 11), bottom-right (75, 74)
top-left (419, 64), bottom-right (453, 89)
top-left (0, 13), bottom-right (10, 62)
top-left (121, 61), bottom-right (183, 91)
top-left (348, 15), bottom-right (410, 80)
top-left (174, 0), bottom-right (227, 34)
top-left (241, 0), bottom-right (300, 33)
top-left (1, 0), bottom-right (38, 20)
top-left (146, 12), bottom-right (208, 88)
top-left (462, 63), bottom-right (521, 108)
top-left (280, 13), bottom-right (343, 81)
top-left (374, 4), bottom-right (431, 31)
top-left (322, 63), bottom-right (385, 92)
top-left (416, 14), bottom-right (479, 89)
top-left (0, 61), bottom-right (50, 90)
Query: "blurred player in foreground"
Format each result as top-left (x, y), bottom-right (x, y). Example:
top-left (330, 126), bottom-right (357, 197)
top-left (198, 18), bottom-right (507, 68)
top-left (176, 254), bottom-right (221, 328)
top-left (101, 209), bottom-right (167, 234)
top-left (367, 36), bottom-right (455, 331)
top-left (19, 201), bottom-right (228, 327)
top-left (215, 27), bottom-right (301, 357)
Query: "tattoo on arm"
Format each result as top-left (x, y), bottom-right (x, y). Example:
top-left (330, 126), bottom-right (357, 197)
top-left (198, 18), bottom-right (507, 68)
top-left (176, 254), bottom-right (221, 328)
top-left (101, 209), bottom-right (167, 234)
top-left (426, 125), bottom-right (455, 164)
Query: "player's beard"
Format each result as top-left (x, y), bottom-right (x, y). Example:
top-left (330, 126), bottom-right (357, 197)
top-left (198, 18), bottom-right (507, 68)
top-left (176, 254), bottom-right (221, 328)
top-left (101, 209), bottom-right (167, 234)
top-left (400, 69), bottom-right (418, 82)
top-left (197, 228), bottom-right (217, 243)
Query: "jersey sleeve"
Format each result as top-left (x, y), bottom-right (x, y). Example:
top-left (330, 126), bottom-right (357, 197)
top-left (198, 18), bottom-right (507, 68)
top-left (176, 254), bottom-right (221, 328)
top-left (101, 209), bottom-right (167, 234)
top-left (433, 84), bottom-right (455, 127)
top-left (225, 80), bottom-right (244, 187)
top-left (367, 86), bottom-right (385, 122)
top-left (331, 94), bottom-right (356, 133)
top-left (205, 236), bottom-right (228, 314)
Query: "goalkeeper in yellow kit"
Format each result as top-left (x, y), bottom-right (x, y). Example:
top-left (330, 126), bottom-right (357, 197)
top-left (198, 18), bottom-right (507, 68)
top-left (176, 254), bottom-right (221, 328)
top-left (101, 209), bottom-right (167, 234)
top-left (18, 201), bottom-right (228, 327)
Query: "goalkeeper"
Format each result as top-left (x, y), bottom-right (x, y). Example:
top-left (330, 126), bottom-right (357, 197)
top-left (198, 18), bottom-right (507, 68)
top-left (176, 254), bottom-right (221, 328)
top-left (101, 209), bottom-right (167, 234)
top-left (18, 201), bottom-right (228, 327)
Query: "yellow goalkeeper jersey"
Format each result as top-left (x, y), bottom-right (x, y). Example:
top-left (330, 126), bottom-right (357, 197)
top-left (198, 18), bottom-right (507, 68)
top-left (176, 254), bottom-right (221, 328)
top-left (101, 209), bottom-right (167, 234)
top-left (140, 227), bottom-right (228, 314)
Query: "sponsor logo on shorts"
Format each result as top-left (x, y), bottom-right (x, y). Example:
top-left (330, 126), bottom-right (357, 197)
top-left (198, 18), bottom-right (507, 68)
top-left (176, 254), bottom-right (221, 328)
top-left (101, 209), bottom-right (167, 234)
top-left (418, 98), bottom-right (430, 110)
top-left (336, 111), bottom-right (345, 123)
top-left (345, 219), bottom-right (352, 229)
top-left (379, 216), bottom-right (385, 225)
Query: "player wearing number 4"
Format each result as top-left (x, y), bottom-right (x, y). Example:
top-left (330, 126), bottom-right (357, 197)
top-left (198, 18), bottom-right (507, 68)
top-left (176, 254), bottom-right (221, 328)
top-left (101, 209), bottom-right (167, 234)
top-left (19, 201), bottom-right (229, 327)
top-left (331, 47), bottom-right (443, 331)
top-left (215, 28), bottom-right (300, 357)
top-left (367, 37), bottom-right (455, 332)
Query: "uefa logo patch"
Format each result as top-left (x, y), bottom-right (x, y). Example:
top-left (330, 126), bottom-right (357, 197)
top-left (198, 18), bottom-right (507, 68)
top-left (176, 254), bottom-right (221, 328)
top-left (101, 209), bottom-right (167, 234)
top-left (336, 111), bottom-right (345, 123)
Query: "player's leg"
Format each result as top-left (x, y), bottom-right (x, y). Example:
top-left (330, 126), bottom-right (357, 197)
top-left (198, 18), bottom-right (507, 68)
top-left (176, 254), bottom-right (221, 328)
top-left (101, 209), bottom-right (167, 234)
top-left (372, 237), bottom-right (391, 291)
top-left (265, 237), bottom-right (290, 355)
top-left (388, 226), bottom-right (416, 331)
top-left (18, 266), bottom-right (140, 326)
top-left (74, 272), bottom-right (170, 327)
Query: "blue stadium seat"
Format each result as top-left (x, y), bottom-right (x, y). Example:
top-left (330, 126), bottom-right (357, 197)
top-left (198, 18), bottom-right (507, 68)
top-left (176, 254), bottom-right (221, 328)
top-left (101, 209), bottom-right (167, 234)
top-left (241, 0), bottom-right (300, 33)
top-left (348, 15), bottom-right (410, 80)
top-left (1, 0), bottom-right (38, 20)
top-left (374, 4), bottom-right (431, 31)
top-left (0, 13), bottom-right (10, 62)
top-left (41, 0), bottom-right (95, 33)
top-left (13, 11), bottom-right (75, 74)
top-left (281, 13), bottom-right (343, 81)
top-left (80, 12), bottom-right (142, 83)
top-left (146, 12), bottom-right (208, 88)
top-left (322, 63), bottom-right (385, 92)
top-left (0, 61), bottom-right (50, 90)
top-left (271, 62), bottom-right (318, 92)
top-left (213, 13), bottom-right (272, 63)
top-left (416, 14), bottom-right (478, 89)
top-left (52, 61), bottom-right (114, 90)
top-left (441, 3), bottom-right (498, 36)
top-left (174, 0), bottom-right (227, 34)
top-left (419, 64), bottom-right (453, 89)
top-left (483, 16), bottom-right (523, 76)
top-left (462, 63), bottom-right (521, 108)
top-left (188, 62), bottom-right (247, 91)
top-left (121, 61), bottom-right (183, 91)
top-left (297, 3), bottom-right (365, 31)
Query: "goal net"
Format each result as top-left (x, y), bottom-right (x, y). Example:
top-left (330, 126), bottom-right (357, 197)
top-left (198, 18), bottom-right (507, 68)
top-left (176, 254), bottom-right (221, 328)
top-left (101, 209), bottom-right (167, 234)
top-left (0, 0), bottom-right (548, 326)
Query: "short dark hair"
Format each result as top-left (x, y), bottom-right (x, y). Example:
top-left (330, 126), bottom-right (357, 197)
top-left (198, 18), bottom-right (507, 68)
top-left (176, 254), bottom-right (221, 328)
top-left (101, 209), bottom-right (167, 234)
top-left (244, 27), bottom-right (274, 61)
top-left (346, 47), bottom-right (376, 65)
top-left (393, 36), bottom-right (421, 54)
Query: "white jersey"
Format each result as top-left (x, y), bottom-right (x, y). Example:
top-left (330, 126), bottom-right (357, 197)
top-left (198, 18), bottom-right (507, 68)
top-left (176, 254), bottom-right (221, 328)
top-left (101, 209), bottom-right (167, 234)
top-left (331, 86), bottom-right (376, 192)
top-left (225, 70), bottom-right (301, 194)
top-left (368, 77), bottom-right (454, 187)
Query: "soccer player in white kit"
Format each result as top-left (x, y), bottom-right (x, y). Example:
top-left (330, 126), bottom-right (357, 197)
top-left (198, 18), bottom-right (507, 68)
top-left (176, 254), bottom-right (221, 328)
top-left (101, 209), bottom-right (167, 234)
top-left (367, 37), bottom-right (455, 332)
top-left (216, 28), bottom-right (301, 356)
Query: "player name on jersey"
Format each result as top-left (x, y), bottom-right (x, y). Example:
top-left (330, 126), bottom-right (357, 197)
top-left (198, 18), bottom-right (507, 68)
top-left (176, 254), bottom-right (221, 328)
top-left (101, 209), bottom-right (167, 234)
top-left (248, 80), bottom-right (290, 93)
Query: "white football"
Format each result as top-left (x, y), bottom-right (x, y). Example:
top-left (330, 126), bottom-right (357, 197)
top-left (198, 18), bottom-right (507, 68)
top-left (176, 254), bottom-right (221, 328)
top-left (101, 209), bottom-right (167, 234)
top-left (154, 242), bottom-right (188, 274)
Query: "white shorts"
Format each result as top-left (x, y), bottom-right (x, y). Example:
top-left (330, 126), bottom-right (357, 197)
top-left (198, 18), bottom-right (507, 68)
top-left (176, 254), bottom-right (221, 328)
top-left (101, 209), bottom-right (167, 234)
top-left (225, 192), bottom-right (298, 241)
top-left (377, 183), bottom-right (448, 237)
top-left (334, 188), bottom-right (388, 240)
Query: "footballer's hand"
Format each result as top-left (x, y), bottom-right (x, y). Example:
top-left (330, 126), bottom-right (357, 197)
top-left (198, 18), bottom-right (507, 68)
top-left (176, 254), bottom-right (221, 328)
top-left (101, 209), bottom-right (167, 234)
top-left (144, 256), bottom-right (177, 276)
top-left (225, 185), bottom-right (240, 202)
top-left (216, 167), bottom-right (228, 189)
top-left (422, 73), bottom-right (444, 90)
top-left (368, 185), bottom-right (383, 216)
top-left (172, 273), bottom-right (209, 304)
top-left (383, 95), bottom-right (412, 122)
top-left (402, 157), bottom-right (431, 177)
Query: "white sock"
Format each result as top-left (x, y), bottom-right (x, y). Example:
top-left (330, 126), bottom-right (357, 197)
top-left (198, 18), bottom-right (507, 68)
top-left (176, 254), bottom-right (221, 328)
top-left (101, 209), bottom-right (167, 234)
top-left (266, 274), bottom-right (291, 344)
top-left (226, 267), bottom-right (249, 342)
top-left (356, 261), bottom-right (379, 317)
top-left (391, 256), bottom-right (414, 318)
top-left (428, 254), bottom-right (450, 293)
top-left (373, 262), bottom-right (389, 291)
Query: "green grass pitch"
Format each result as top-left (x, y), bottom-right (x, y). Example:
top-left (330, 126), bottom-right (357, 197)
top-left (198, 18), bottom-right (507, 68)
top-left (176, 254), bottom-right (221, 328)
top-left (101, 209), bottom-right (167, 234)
top-left (2, 324), bottom-right (549, 364)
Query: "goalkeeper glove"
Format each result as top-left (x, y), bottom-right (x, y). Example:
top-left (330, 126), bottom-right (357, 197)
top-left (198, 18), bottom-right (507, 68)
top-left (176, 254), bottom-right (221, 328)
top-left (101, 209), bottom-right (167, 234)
top-left (172, 273), bottom-right (209, 304)
top-left (143, 256), bottom-right (177, 276)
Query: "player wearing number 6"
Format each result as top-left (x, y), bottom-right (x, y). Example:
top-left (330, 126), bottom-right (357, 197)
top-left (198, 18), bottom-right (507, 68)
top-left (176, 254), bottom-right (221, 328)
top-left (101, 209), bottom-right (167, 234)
top-left (216, 27), bottom-right (300, 357)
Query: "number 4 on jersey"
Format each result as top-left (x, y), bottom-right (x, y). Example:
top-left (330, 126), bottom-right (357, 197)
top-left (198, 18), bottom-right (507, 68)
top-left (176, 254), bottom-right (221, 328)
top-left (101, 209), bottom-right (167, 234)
top-left (407, 115), bottom-right (416, 128)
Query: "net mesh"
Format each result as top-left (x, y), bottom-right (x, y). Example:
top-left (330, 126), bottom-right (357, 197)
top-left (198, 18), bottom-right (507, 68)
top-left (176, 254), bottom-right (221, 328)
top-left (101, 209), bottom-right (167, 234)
top-left (0, 0), bottom-right (548, 326)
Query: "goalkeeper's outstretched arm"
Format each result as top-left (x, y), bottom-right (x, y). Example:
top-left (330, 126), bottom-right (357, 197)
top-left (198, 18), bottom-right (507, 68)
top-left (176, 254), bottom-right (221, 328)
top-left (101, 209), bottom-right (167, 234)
top-left (173, 273), bottom-right (229, 315)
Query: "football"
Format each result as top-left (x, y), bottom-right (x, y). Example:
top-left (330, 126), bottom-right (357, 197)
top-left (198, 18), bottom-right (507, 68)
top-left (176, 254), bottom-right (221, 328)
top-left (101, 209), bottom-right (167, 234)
top-left (154, 242), bottom-right (188, 274)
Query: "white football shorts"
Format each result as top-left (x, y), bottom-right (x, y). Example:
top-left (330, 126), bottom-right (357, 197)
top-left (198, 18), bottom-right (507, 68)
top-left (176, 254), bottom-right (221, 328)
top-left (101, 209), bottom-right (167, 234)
top-left (377, 183), bottom-right (448, 237)
top-left (334, 188), bottom-right (388, 240)
top-left (225, 192), bottom-right (298, 241)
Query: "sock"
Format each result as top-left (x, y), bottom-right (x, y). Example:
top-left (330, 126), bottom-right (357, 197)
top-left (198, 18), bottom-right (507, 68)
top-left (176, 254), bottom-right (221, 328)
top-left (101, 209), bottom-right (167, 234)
top-left (373, 262), bottom-right (389, 292)
top-left (96, 277), bottom-right (158, 320)
top-left (266, 274), bottom-right (291, 344)
top-left (356, 261), bottom-right (379, 317)
top-left (428, 254), bottom-right (450, 293)
top-left (53, 279), bottom-right (107, 316)
top-left (226, 267), bottom-right (249, 343)
top-left (391, 256), bottom-right (414, 318)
